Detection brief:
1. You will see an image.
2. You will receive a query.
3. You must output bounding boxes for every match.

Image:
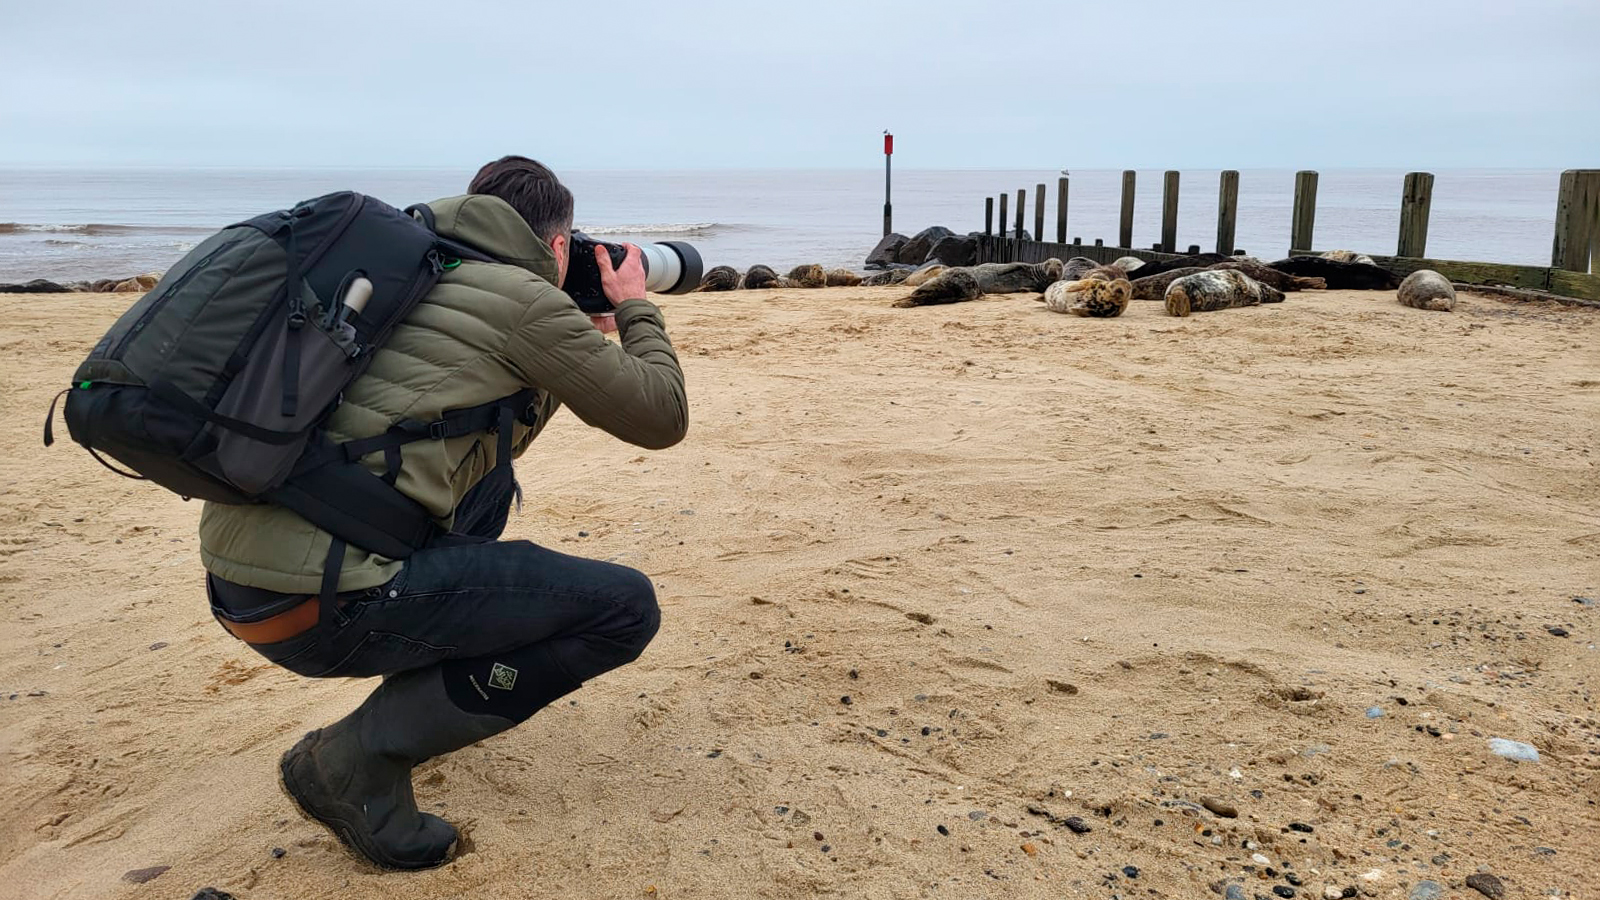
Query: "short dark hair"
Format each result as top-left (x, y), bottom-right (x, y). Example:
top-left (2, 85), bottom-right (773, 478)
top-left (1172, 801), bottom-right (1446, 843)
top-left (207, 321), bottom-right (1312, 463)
top-left (467, 155), bottom-right (574, 243)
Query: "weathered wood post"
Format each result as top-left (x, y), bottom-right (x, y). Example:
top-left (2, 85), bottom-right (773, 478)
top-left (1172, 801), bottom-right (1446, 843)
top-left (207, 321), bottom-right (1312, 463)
top-left (1291, 170), bottom-right (1319, 254)
top-left (1552, 169), bottom-right (1600, 273)
top-left (1119, 171), bottom-right (1136, 248)
top-left (1056, 177), bottom-right (1069, 244)
top-left (1034, 183), bottom-right (1045, 247)
top-left (1161, 170), bottom-right (1180, 253)
top-left (1397, 172), bottom-right (1435, 258)
top-left (998, 192), bottom-right (1008, 240)
top-left (1015, 188), bottom-right (1026, 240)
top-left (1216, 170), bottom-right (1239, 255)
top-left (984, 197), bottom-right (994, 236)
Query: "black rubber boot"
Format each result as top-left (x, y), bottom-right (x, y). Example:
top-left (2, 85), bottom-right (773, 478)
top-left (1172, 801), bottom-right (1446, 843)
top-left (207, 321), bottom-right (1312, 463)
top-left (279, 667), bottom-right (515, 869)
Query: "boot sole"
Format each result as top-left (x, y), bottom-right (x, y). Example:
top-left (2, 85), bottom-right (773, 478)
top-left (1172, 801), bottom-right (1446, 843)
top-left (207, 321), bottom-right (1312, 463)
top-left (278, 732), bottom-right (455, 871)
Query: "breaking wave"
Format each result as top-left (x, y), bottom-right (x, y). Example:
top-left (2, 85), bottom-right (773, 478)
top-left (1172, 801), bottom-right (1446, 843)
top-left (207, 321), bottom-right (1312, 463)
top-left (576, 223), bottom-right (721, 236)
top-left (0, 222), bottom-right (216, 236)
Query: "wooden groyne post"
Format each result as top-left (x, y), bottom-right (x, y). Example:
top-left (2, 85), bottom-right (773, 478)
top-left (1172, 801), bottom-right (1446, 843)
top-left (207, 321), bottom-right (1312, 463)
top-left (1216, 170), bottom-right (1239, 255)
top-left (1552, 169), bottom-right (1600, 273)
top-left (984, 197), bottom-right (994, 236)
top-left (1161, 170), bottom-right (1180, 253)
top-left (1119, 171), bottom-right (1136, 248)
top-left (1290, 171), bottom-right (1319, 254)
top-left (1034, 183), bottom-right (1045, 246)
top-left (1397, 172), bottom-right (1435, 258)
top-left (1015, 188), bottom-right (1026, 238)
top-left (1056, 177), bottom-right (1069, 243)
top-left (998, 192), bottom-right (1008, 239)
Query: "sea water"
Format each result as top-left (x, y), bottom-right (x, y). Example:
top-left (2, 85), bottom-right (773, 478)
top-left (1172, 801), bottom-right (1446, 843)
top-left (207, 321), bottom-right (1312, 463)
top-left (0, 167), bottom-right (1563, 282)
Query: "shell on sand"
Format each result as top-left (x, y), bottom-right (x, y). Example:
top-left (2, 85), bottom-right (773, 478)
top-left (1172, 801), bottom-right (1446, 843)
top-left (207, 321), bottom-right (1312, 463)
top-left (904, 264), bottom-right (948, 287)
top-left (1164, 269), bottom-right (1284, 317)
top-left (1396, 269), bottom-right (1455, 311)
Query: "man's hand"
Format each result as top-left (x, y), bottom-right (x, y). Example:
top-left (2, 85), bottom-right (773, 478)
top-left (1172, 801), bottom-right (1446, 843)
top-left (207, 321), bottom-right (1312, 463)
top-left (596, 243), bottom-right (647, 308)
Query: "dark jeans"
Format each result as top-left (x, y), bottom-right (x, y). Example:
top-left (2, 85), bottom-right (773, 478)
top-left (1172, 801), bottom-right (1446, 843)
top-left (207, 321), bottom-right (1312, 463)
top-left (209, 465), bottom-right (661, 722)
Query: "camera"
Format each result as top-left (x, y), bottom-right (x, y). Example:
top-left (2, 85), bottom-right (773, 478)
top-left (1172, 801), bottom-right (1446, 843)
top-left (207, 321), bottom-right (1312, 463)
top-left (564, 232), bottom-right (704, 314)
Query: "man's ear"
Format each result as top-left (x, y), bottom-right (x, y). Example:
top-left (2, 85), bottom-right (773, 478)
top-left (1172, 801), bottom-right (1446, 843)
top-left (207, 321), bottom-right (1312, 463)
top-left (547, 232), bottom-right (570, 288)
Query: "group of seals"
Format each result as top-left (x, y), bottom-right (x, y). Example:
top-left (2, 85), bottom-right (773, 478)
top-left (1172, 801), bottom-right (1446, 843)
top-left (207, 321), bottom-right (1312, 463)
top-left (694, 264), bottom-right (867, 291)
top-left (893, 259), bottom-right (1064, 307)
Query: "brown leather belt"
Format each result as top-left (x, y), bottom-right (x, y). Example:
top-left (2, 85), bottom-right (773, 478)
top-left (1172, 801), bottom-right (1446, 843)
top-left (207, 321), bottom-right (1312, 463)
top-left (218, 596), bottom-right (321, 644)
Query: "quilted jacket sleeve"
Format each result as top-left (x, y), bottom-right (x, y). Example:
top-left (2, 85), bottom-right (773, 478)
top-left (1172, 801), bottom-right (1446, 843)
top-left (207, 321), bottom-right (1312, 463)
top-left (504, 285), bottom-right (688, 451)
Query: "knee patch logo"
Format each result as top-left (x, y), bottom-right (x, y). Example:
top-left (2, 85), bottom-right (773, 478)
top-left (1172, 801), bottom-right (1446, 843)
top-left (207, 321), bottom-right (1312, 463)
top-left (488, 662), bottom-right (519, 691)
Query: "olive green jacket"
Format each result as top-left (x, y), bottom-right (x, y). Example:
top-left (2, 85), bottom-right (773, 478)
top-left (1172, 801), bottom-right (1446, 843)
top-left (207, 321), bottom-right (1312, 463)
top-left (199, 194), bottom-right (688, 593)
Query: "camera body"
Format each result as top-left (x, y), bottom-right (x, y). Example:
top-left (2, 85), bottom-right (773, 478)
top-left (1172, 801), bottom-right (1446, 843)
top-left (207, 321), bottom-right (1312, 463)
top-left (564, 232), bottom-right (704, 314)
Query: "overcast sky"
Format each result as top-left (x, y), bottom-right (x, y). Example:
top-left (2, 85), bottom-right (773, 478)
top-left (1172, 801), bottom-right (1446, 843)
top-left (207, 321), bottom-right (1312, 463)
top-left (2, 0), bottom-right (1596, 170)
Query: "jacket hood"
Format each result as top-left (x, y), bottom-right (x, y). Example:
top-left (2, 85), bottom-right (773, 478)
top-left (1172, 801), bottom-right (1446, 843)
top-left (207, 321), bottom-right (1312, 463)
top-left (424, 194), bottom-right (561, 284)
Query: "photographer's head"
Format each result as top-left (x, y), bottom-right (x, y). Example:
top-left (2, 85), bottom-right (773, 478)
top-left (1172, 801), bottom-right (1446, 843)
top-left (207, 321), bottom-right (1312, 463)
top-left (468, 156), bottom-right (575, 287)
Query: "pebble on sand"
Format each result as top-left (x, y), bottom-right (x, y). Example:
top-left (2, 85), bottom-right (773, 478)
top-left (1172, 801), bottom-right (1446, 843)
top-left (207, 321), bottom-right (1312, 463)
top-left (1464, 873), bottom-right (1506, 899)
top-left (1487, 738), bottom-right (1540, 762)
top-left (1407, 881), bottom-right (1444, 900)
top-left (1200, 796), bottom-right (1238, 818)
top-left (1365, 706), bottom-right (1384, 718)
top-left (122, 866), bottom-right (170, 884)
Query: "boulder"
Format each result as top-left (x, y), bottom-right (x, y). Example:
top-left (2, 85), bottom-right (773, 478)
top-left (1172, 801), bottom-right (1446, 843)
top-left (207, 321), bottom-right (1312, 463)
top-left (896, 226), bottom-right (954, 265)
top-left (926, 234), bottom-right (978, 267)
top-left (0, 278), bottom-right (72, 293)
top-left (865, 233), bottom-right (908, 269)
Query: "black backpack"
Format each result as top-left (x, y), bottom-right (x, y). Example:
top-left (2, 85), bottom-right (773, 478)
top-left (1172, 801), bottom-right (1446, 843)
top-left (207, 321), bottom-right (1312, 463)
top-left (44, 191), bottom-right (538, 599)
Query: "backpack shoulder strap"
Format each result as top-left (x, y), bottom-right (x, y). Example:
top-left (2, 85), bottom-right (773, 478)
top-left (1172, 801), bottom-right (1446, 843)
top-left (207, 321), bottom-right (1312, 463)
top-left (266, 389), bottom-right (542, 560)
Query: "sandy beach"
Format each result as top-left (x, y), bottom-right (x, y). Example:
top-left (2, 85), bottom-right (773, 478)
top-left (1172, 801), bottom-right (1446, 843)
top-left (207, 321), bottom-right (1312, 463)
top-left (1, 285), bottom-right (1596, 899)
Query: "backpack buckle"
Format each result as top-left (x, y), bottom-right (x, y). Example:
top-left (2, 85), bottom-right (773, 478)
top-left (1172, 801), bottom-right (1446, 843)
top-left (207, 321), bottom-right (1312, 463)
top-left (427, 421), bottom-right (450, 440)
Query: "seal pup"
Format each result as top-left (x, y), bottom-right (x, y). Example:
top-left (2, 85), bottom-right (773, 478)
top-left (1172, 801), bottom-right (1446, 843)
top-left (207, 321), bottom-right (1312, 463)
top-left (896, 259), bottom-right (1064, 307)
top-left (1207, 259), bottom-right (1325, 292)
top-left (1396, 269), bottom-right (1455, 311)
top-left (1039, 274), bottom-right (1132, 317)
top-left (903, 263), bottom-right (948, 287)
top-left (1269, 256), bottom-right (1399, 290)
top-left (785, 264), bottom-right (828, 288)
top-left (694, 265), bottom-right (740, 292)
top-left (1119, 253), bottom-right (1229, 279)
top-left (860, 268), bottom-right (912, 286)
top-left (825, 268), bottom-right (863, 287)
top-left (893, 269), bottom-right (981, 307)
top-left (1321, 249), bottom-right (1376, 265)
top-left (1130, 267), bottom-right (1209, 300)
top-left (739, 264), bottom-right (782, 290)
top-left (1061, 257), bottom-right (1102, 280)
top-left (1164, 270), bottom-right (1285, 317)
